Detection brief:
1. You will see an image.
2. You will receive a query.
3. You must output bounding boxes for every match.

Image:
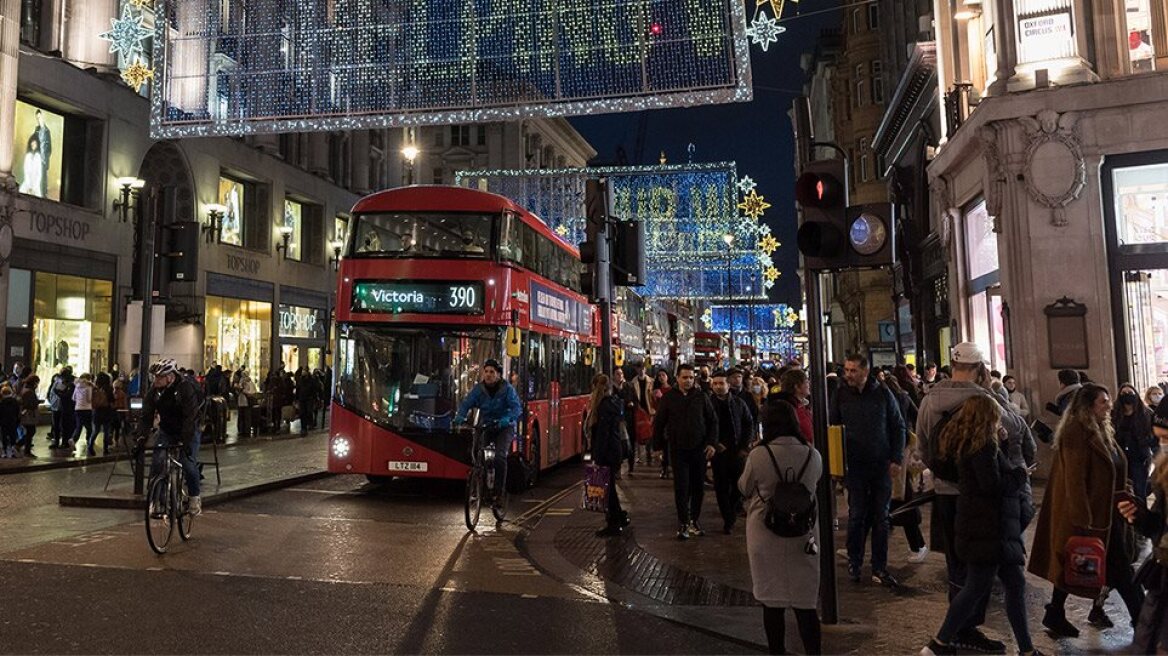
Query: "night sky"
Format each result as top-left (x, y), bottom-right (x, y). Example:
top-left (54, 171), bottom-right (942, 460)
top-left (568, 1), bottom-right (842, 308)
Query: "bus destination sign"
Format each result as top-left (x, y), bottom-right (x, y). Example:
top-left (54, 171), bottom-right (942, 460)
top-left (352, 280), bottom-right (484, 315)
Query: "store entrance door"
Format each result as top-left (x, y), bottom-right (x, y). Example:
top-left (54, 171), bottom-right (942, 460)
top-left (1121, 270), bottom-right (1168, 391)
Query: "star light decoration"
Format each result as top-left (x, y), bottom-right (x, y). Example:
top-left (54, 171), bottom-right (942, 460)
top-left (746, 13), bottom-right (785, 52)
top-left (701, 308), bottom-right (713, 329)
top-left (759, 234), bottom-right (780, 255)
top-left (736, 175), bottom-right (757, 195)
top-left (99, 5), bottom-right (152, 65)
top-left (555, 224), bottom-right (569, 237)
top-left (128, 0), bottom-right (152, 7)
top-left (738, 189), bottom-right (771, 220)
top-left (764, 266), bottom-right (781, 282)
top-left (121, 59), bottom-right (154, 92)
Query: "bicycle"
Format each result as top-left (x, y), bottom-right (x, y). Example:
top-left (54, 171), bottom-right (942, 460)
top-left (464, 423), bottom-right (509, 531)
top-left (144, 440), bottom-right (196, 554)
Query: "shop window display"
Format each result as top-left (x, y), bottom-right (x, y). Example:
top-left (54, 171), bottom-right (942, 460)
top-left (218, 176), bottom-right (245, 246)
top-left (30, 273), bottom-right (112, 399)
top-left (1115, 161), bottom-right (1168, 245)
top-left (13, 100), bottom-right (64, 201)
top-left (284, 199), bottom-right (303, 261)
top-left (205, 296), bottom-right (271, 380)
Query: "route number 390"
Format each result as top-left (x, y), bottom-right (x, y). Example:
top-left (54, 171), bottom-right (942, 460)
top-left (448, 285), bottom-right (477, 309)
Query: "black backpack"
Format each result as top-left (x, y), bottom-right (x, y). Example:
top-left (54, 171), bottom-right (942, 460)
top-left (761, 445), bottom-right (817, 538)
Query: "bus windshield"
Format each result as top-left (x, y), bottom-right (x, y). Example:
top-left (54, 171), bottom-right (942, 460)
top-left (334, 325), bottom-right (501, 433)
top-left (352, 212), bottom-right (493, 257)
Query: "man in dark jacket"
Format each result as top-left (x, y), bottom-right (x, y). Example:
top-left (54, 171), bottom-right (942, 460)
top-left (727, 367), bottom-right (760, 429)
top-left (138, 359), bottom-right (204, 514)
top-left (612, 367), bottom-right (638, 474)
top-left (709, 370), bottom-right (753, 534)
top-left (652, 363), bottom-right (718, 540)
top-left (830, 353), bottom-right (906, 588)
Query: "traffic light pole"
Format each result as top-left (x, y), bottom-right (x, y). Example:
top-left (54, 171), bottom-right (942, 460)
top-left (597, 219), bottom-right (614, 377)
top-left (134, 185), bottom-right (158, 496)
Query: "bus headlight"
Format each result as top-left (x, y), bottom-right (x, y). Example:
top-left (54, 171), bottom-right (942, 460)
top-left (332, 436), bottom-right (352, 459)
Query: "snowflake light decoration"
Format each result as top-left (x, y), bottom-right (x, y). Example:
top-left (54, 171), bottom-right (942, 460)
top-left (555, 224), bottom-right (569, 237)
top-left (759, 234), bottom-right (780, 255)
top-left (701, 308), bottom-right (713, 329)
top-left (758, 252), bottom-right (774, 269)
top-left (121, 59), bottom-right (154, 91)
top-left (738, 189), bottom-right (772, 220)
top-left (737, 175), bottom-right (757, 195)
top-left (736, 215), bottom-right (759, 237)
top-left (746, 13), bottom-right (785, 52)
top-left (758, 223), bottom-right (772, 237)
top-left (99, 5), bottom-right (152, 64)
top-left (129, 0), bottom-right (152, 7)
top-left (764, 266), bottom-right (781, 282)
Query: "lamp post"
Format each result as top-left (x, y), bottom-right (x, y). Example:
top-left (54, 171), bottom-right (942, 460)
top-left (401, 145), bottom-right (419, 186)
top-left (723, 232), bottom-right (735, 367)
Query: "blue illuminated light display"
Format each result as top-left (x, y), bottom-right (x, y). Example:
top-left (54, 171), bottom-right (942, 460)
top-left (456, 163), bottom-right (766, 300)
top-left (709, 304), bottom-right (800, 333)
top-left (151, 0), bottom-right (753, 138)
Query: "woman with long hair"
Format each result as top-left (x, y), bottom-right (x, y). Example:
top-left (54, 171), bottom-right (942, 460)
top-left (1118, 402), bottom-right (1168, 653)
top-left (739, 400), bottom-right (822, 655)
top-left (1029, 383), bottom-right (1143, 638)
top-left (1114, 386), bottom-right (1156, 500)
top-left (587, 373), bottom-right (629, 536)
top-left (924, 395), bottom-right (1040, 656)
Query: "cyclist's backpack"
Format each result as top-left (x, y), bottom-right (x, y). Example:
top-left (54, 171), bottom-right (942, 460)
top-left (761, 444), bottom-right (817, 538)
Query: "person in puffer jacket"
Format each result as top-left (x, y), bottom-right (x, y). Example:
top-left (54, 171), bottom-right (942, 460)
top-left (916, 343), bottom-right (1031, 654)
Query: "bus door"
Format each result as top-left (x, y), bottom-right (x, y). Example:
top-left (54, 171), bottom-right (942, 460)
top-left (547, 337), bottom-right (563, 465)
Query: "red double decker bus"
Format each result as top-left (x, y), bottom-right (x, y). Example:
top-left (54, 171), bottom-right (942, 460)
top-left (328, 186), bottom-right (598, 482)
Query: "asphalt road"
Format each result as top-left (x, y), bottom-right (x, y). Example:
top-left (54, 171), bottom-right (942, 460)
top-left (0, 466), bottom-right (759, 654)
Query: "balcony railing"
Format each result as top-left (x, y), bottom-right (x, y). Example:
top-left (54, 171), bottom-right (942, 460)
top-left (944, 83), bottom-right (974, 138)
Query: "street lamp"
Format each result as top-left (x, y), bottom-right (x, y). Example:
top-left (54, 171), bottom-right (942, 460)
top-left (723, 232), bottom-right (735, 367)
top-left (203, 203), bottom-right (227, 243)
top-left (275, 225), bottom-right (294, 259)
top-left (329, 237), bottom-right (345, 271)
top-left (113, 176), bottom-right (146, 223)
top-left (401, 145), bottom-right (419, 185)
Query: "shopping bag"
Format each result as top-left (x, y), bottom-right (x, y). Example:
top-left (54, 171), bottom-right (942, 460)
top-left (1064, 535), bottom-right (1107, 591)
top-left (634, 409), bottom-right (653, 445)
top-left (581, 464), bottom-right (610, 513)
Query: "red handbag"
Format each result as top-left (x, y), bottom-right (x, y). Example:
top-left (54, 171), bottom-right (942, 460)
top-left (634, 408), bottom-right (653, 445)
top-left (1064, 535), bottom-right (1107, 590)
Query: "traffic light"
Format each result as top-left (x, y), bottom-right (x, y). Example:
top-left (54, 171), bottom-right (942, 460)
top-left (795, 158), bottom-right (847, 271)
top-left (611, 219), bottom-right (645, 286)
top-left (844, 203), bottom-right (896, 268)
top-left (579, 237), bottom-right (598, 299)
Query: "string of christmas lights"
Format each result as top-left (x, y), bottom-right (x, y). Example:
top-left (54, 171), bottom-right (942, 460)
top-left (151, 0), bottom-right (754, 138)
top-left (455, 163), bottom-right (768, 300)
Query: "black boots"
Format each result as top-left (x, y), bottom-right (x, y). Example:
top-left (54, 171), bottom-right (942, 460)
top-left (1042, 604), bottom-right (1080, 638)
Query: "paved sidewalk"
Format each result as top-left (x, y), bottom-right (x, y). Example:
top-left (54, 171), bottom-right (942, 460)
top-left (0, 416), bottom-right (327, 475)
top-left (522, 463), bottom-right (1135, 655)
top-left (57, 431), bottom-right (330, 509)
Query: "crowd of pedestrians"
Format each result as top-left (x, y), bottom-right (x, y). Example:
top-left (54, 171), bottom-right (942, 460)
top-left (0, 360), bottom-right (331, 460)
top-left (584, 342), bottom-right (1168, 655)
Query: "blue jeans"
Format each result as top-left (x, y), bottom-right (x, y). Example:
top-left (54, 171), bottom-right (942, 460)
top-left (938, 563), bottom-right (1033, 652)
top-left (72, 409), bottom-right (93, 447)
top-left (483, 424), bottom-right (514, 497)
top-left (151, 430), bottom-right (201, 497)
top-left (845, 468), bottom-right (892, 573)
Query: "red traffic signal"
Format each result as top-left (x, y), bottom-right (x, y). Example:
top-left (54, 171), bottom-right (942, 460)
top-left (795, 170), bottom-right (843, 207)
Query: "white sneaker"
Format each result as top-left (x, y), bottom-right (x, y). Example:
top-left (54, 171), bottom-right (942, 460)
top-left (908, 546), bottom-right (930, 563)
top-left (189, 496), bottom-right (202, 516)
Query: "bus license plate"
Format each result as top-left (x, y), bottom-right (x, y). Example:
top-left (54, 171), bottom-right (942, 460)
top-left (388, 461), bottom-right (428, 473)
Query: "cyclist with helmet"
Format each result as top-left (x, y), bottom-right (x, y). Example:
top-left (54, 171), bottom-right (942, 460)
top-left (138, 358), bottom-right (204, 515)
top-left (454, 359), bottom-right (522, 501)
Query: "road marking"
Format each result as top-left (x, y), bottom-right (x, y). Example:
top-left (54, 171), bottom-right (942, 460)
top-left (512, 482), bottom-right (581, 525)
top-left (283, 488), bottom-right (354, 496)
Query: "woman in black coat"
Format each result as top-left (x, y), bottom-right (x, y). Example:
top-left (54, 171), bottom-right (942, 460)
top-left (1119, 408), bottom-right (1168, 654)
top-left (924, 395), bottom-right (1042, 656)
top-left (1114, 389), bottom-right (1155, 500)
top-left (587, 373), bottom-right (629, 537)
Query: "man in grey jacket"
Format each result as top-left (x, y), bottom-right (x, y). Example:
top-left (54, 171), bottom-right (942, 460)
top-left (916, 342), bottom-right (1033, 655)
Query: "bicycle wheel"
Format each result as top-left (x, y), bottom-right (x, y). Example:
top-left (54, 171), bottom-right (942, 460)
top-left (177, 474), bottom-right (194, 541)
top-left (144, 476), bottom-right (173, 554)
top-left (492, 480), bottom-right (509, 523)
top-left (464, 466), bottom-right (483, 531)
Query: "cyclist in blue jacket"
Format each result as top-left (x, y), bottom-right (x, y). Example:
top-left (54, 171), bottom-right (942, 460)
top-left (454, 359), bottom-right (522, 500)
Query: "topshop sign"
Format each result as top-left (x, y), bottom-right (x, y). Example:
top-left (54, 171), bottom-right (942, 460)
top-left (278, 304), bottom-right (324, 340)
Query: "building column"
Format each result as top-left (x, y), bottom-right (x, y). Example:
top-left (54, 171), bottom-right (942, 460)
top-left (1152, 0), bottom-right (1168, 70)
top-left (0, 0), bottom-right (23, 360)
top-left (1089, 0), bottom-right (1129, 79)
top-left (63, 0), bottom-right (118, 72)
top-left (308, 132), bottom-right (329, 177)
top-left (350, 130), bottom-right (371, 194)
top-left (988, 0), bottom-right (1018, 95)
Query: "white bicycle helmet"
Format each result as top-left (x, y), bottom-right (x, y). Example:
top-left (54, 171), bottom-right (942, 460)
top-left (148, 358), bottom-right (178, 376)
